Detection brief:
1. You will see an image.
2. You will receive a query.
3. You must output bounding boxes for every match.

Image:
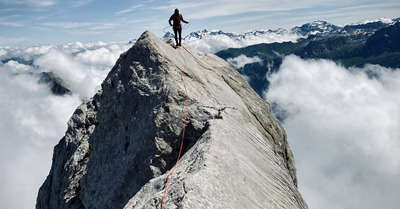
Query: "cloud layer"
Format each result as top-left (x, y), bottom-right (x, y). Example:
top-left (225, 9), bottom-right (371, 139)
top-left (0, 41), bottom-right (131, 209)
top-left (266, 55), bottom-right (400, 209)
top-left (227, 54), bottom-right (262, 69)
top-left (182, 30), bottom-right (301, 53)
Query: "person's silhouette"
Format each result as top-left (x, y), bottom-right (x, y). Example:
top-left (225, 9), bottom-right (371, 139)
top-left (169, 9), bottom-right (189, 47)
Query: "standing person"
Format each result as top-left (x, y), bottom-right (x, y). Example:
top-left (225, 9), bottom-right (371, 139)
top-left (169, 9), bottom-right (189, 47)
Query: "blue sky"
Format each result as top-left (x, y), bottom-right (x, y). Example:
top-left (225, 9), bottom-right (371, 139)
top-left (1, 0), bottom-right (400, 47)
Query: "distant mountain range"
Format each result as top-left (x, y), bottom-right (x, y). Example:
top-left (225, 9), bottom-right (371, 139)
top-left (164, 27), bottom-right (302, 53)
top-left (214, 18), bottom-right (400, 97)
top-left (165, 28), bottom-right (291, 42)
top-left (183, 28), bottom-right (293, 41)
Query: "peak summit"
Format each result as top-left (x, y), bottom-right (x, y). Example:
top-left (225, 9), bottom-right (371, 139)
top-left (36, 31), bottom-right (307, 209)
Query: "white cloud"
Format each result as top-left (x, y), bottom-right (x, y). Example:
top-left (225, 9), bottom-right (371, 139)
top-left (28, 0), bottom-right (56, 7)
top-left (42, 22), bottom-right (119, 32)
top-left (31, 42), bottom-right (130, 98)
top-left (0, 48), bottom-right (7, 57)
top-left (0, 35), bottom-right (28, 47)
top-left (266, 55), bottom-right (400, 209)
top-left (42, 22), bottom-right (95, 29)
top-left (0, 41), bottom-right (132, 209)
top-left (2, 60), bottom-right (33, 72)
top-left (89, 23), bottom-right (119, 31)
top-left (227, 54), bottom-right (262, 69)
top-left (359, 17), bottom-right (394, 24)
top-left (0, 20), bottom-right (24, 27)
top-left (115, 4), bottom-right (145, 15)
top-left (0, 65), bottom-right (82, 209)
top-left (70, 0), bottom-right (94, 8)
top-left (183, 30), bottom-right (301, 53)
top-left (184, 34), bottom-right (238, 53)
top-left (34, 48), bottom-right (96, 97)
top-left (0, 0), bottom-right (57, 7)
top-left (163, 0), bottom-right (352, 20)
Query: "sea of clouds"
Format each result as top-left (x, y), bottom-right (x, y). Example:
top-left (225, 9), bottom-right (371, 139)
top-left (266, 55), bottom-right (400, 209)
top-left (182, 29), bottom-right (301, 53)
top-left (1, 33), bottom-right (399, 209)
top-left (0, 41), bottom-right (131, 209)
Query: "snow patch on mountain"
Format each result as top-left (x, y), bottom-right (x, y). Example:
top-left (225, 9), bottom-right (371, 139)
top-left (291, 20), bottom-right (340, 36)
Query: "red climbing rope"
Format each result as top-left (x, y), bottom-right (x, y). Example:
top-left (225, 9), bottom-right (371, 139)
top-left (161, 46), bottom-right (188, 209)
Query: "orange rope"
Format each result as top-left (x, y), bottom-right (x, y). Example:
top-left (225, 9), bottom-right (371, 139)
top-left (161, 47), bottom-right (188, 209)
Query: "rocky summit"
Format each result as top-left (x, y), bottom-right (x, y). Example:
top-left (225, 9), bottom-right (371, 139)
top-left (36, 31), bottom-right (307, 209)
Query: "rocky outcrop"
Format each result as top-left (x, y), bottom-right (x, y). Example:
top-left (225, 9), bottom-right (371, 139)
top-left (39, 72), bottom-right (71, 95)
top-left (36, 31), bottom-right (307, 209)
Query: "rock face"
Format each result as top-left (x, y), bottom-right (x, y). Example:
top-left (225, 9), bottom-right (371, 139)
top-left (36, 31), bottom-right (307, 209)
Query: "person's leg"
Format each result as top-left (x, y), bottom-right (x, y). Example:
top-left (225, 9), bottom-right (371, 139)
top-left (178, 28), bottom-right (182, 46)
top-left (173, 27), bottom-right (178, 46)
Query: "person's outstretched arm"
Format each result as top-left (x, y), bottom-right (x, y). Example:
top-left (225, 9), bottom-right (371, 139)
top-left (181, 15), bottom-right (189, 24)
